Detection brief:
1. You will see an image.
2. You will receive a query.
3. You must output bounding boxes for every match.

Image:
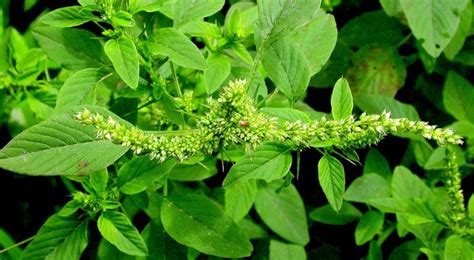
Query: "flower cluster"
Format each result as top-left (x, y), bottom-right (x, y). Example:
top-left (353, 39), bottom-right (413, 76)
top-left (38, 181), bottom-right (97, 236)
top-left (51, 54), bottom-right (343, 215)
top-left (76, 80), bottom-right (463, 161)
top-left (444, 147), bottom-right (467, 230)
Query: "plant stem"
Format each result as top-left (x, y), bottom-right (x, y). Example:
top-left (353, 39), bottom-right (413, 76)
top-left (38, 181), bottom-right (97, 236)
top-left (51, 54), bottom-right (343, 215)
top-left (170, 62), bottom-right (183, 98)
top-left (0, 236), bottom-right (34, 254)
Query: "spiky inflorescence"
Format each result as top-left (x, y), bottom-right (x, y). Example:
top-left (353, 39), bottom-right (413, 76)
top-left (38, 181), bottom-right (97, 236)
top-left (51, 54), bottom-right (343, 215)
top-left (75, 79), bottom-right (466, 229)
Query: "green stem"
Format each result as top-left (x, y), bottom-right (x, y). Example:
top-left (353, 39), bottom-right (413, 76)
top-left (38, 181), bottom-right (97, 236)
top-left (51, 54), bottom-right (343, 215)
top-left (0, 235), bottom-right (34, 254)
top-left (377, 224), bottom-right (395, 247)
top-left (170, 62), bottom-right (183, 98)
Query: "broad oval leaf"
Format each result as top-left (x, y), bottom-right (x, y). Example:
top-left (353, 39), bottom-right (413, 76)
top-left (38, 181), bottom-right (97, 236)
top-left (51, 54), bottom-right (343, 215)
top-left (0, 106), bottom-right (129, 176)
top-left (41, 6), bottom-right (93, 28)
top-left (318, 154), bottom-right (345, 212)
top-left (256, 0), bottom-right (321, 46)
top-left (292, 10), bottom-right (337, 75)
top-left (355, 210), bottom-right (384, 246)
top-left (33, 26), bottom-right (107, 71)
top-left (400, 0), bottom-right (468, 57)
top-left (444, 235), bottom-right (474, 260)
top-left (309, 202), bottom-right (362, 225)
top-left (225, 180), bottom-right (257, 221)
top-left (222, 144), bottom-right (292, 187)
top-left (117, 157), bottom-right (176, 195)
top-left (204, 54), bottom-right (231, 94)
top-left (56, 68), bottom-right (109, 110)
top-left (443, 71), bottom-right (474, 122)
top-left (21, 214), bottom-right (88, 260)
top-left (149, 28), bottom-right (207, 70)
top-left (160, 194), bottom-right (253, 258)
top-left (98, 211), bottom-right (148, 256)
top-left (344, 174), bottom-right (391, 204)
top-left (173, 0), bottom-right (225, 28)
top-left (104, 37), bottom-right (139, 89)
top-left (330, 77), bottom-right (353, 120)
top-left (269, 240), bottom-right (306, 260)
top-left (255, 183), bottom-right (309, 245)
top-left (262, 38), bottom-right (311, 103)
top-left (140, 221), bottom-right (187, 260)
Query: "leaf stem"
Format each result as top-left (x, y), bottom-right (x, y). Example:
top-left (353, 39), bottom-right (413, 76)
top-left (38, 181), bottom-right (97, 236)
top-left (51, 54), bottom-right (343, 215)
top-left (170, 62), bottom-right (183, 98)
top-left (0, 235), bottom-right (34, 254)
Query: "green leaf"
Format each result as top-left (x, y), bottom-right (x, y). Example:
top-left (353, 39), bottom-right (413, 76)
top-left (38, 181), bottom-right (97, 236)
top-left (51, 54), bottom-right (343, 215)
top-left (363, 148), bottom-right (391, 178)
top-left (149, 28), bottom-right (207, 70)
top-left (90, 169), bottom-right (108, 193)
top-left (238, 218), bottom-right (268, 240)
top-left (0, 228), bottom-right (22, 259)
top-left (255, 183), bottom-right (309, 245)
top-left (400, 0), bottom-right (469, 57)
top-left (256, 0), bottom-right (321, 46)
top-left (111, 11), bottom-right (135, 27)
top-left (180, 21), bottom-right (222, 38)
top-left (129, 0), bottom-right (163, 13)
top-left (41, 6), bottom-right (93, 28)
top-left (56, 68), bottom-right (108, 110)
top-left (444, 1), bottom-right (472, 59)
top-left (339, 11), bottom-right (404, 48)
top-left (347, 46), bottom-right (406, 97)
top-left (354, 94), bottom-right (419, 120)
top-left (161, 91), bottom-right (185, 125)
top-left (117, 157), bottom-right (176, 195)
top-left (225, 180), bottom-right (257, 222)
top-left (355, 211), bottom-right (384, 245)
top-left (21, 214), bottom-right (88, 259)
top-left (391, 166), bottom-right (432, 200)
top-left (160, 194), bottom-right (253, 258)
top-left (0, 106), bottom-right (129, 176)
top-left (318, 154), bottom-right (345, 212)
top-left (98, 211), bottom-right (148, 256)
top-left (309, 202), bottom-right (362, 225)
top-left (104, 37), bottom-right (139, 89)
top-left (331, 77), bottom-right (353, 120)
top-left (444, 235), bottom-right (474, 260)
top-left (262, 38), bottom-right (311, 103)
top-left (388, 240), bottom-right (422, 260)
top-left (139, 219), bottom-right (187, 260)
top-left (468, 195), bottom-right (474, 219)
top-left (173, 0), bottom-right (225, 28)
top-left (380, 0), bottom-right (403, 16)
top-left (443, 71), bottom-right (474, 122)
top-left (33, 26), bottom-right (107, 70)
top-left (168, 157), bottom-right (217, 181)
top-left (204, 54), bottom-right (231, 94)
top-left (260, 107), bottom-right (311, 123)
top-left (344, 174), bottom-right (391, 204)
top-left (269, 240), bottom-right (306, 260)
top-left (223, 144), bottom-right (292, 187)
top-left (291, 10), bottom-right (337, 75)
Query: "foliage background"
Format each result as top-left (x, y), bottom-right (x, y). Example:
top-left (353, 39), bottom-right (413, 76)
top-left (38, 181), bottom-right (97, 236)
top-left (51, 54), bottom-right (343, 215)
top-left (0, 0), bottom-right (473, 259)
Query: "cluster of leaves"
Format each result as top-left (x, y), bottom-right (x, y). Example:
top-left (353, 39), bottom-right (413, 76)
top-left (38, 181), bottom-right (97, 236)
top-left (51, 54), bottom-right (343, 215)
top-left (0, 0), bottom-right (473, 259)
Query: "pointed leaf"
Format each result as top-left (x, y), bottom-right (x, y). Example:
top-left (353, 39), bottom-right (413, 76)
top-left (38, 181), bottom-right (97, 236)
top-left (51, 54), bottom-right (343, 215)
top-left (0, 106), bottom-right (129, 176)
top-left (160, 194), bottom-right (253, 258)
top-left (21, 215), bottom-right (88, 259)
top-left (56, 68), bottom-right (108, 110)
top-left (443, 71), bottom-right (474, 122)
top-left (444, 235), bottom-right (474, 260)
top-left (255, 183), bottom-right (309, 245)
top-left (355, 211), bottom-right (384, 245)
top-left (223, 144), bottom-right (292, 187)
top-left (173, 0), bottom-right (225, 28)
top-left (104, 37), bottom-right (139, 89)
top-left (344, 174), bottom-right (391, 204)
top-left (331, 77), bottom-right (353, 119)
top-left (309, 202), bottom-right (362, 225)
top-left (318, 154), bottom-right (345, 212)
top-left (269, 240), bottom-right (306, 260)
top-left (225, 180), bottom-right (257, 221)
top-left (262, 38), bottom-right (311, 103)
top-left (41, 6), bottom-right (93, 28)
top-left (400, 0), bottom-right (468, 57)
top-left (149, 28), bottom-right (207, 70)
top-left (117, 157), bottom-right (176, 195)
top-left (204, 54), bottom-right (231, 94)
top-left (33, 26), bottom-right (107, 70)
top-left (98, 211), bottom-right (148, 256)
